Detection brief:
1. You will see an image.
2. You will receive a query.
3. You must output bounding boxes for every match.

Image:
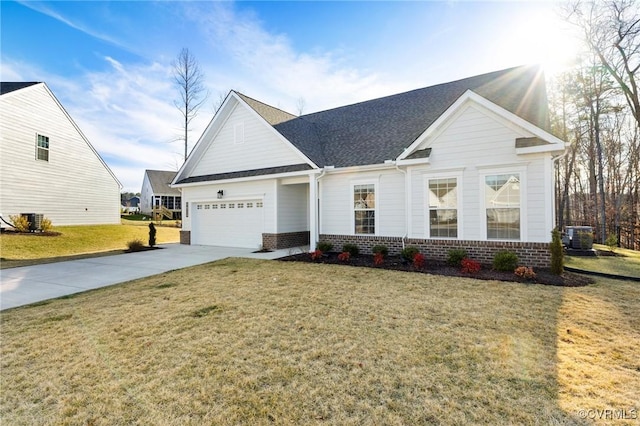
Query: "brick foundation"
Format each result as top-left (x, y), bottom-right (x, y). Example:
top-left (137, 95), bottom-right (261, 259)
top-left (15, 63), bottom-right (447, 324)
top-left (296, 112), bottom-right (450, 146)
top-left (180, 230), bottom-right (191, 245)
top-left (262, 231), bottom-right (310, 250)
top-left (318, 234), bottom-right (551, 268)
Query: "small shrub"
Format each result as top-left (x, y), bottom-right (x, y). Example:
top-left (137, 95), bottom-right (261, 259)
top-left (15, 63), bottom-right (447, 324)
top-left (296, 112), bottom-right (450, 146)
top-left (461, 258), bottom-right (481, 274)
top-left (401, 246), bottom-right (420, 262)
top-left (605, 233), bottom-right (618, 253)
top-left (338, 251), bottom-right (351, 262)
top-left (493, 251), bottom-right (519, 272)
top-left (550, 229), bottom-right (564, 275)
top-left (413, 252), bottom-right (426, 269)
top-left (9, 214), bottom-right (30, 232)
top-left (316, 241), bottom-right (333, 252)
top-left (578, 231), bottom-right (593, 249)
top-left (126, 239), bottom-right (145, 252)
top-left (373, 252), bottom-right (384, 266)
top-left (515, 266), bottom-right (536, 280)
top-left (40, 217), bottom-right (53, 232)
top-left (342, 243), bottom-right (359, 257)
top-left (372, 245), bottom-right (389, 256)
top-left (310, 249), bottom-right (323, 261)
top-left (447, 249), bottom-right (468, 266)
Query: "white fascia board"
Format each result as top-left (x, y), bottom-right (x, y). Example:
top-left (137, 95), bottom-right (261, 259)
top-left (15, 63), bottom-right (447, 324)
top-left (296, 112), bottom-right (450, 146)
top-left (516, 142), bottom-right (569, 155)
top-left (396, 157), bottom-right (430, 167)
top-left (172, 168), bottom-right (321, 188)
top-left (397, 90), bottom-right (566, 160)
top-left (234, 93), bottom-right (319, 169)
top-left (321, 162), bottom-right (398, 175)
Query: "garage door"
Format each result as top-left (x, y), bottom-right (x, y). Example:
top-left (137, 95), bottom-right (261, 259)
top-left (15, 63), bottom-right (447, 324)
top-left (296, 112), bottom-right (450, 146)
top-left (191, 200), bottom-right (263, 248)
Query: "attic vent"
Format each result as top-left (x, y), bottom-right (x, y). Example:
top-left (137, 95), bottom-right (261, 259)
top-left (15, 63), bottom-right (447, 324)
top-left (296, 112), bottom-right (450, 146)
top-left (234, 123), bottom-right (244, 144)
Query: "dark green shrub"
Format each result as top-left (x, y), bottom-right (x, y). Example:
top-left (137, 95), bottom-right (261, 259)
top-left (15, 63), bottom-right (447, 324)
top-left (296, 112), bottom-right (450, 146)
top-left (492, 250), bottom-right (519, 272)
top-left (401, 246), bottom-right (420, 262)
top-left (550, 229), bottom-right (564, 275)
top-left (447, 249), bottom-right (468, 266)
top-left (372, 245), bottom-right (389, 256)
top-left (342, 243), bottom-right (359, 257)
top-left (316, 241), bottom-right (333, 252)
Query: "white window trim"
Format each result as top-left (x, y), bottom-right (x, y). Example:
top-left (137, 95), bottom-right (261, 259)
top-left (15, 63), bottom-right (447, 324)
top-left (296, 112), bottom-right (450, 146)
top-left (36, 133), bottom-right (49, 162)
top-left (350, 179), bottom-right (379, 236)
top-left (479, 166), bottom-right (527, 241)
top-left (424, 171), bottom-right (463, 239)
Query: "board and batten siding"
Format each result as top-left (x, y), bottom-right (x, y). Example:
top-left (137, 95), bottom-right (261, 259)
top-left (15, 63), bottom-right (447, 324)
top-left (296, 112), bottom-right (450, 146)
top-left (190, 104), bottom-right (304, 177)
top-left (407, 102), bottom-right (553, 242)
top-left (0, 84), bottom-right (120, 226)
top-left (320, 169), bottom-right (406, 237)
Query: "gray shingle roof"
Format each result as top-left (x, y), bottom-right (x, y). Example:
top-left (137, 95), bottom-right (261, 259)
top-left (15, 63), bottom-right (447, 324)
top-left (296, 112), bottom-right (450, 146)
top-left (255, 65), bottom-right (549, 168)
top-left (176, 164), bottom-right (312, 185)
top-left (146, 170), bottom-right (180, 195)
top-left (0, 82), bottom-right (40, 95)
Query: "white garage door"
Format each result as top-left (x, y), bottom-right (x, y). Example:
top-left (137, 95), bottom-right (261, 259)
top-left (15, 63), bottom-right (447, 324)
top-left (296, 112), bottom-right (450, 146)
top-left (191, 200), bottom-right (263, 248)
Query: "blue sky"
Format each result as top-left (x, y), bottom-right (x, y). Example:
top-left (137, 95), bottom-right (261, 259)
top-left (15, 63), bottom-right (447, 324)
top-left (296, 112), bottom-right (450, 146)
top-left (1, 1), bottom-right (580, 192)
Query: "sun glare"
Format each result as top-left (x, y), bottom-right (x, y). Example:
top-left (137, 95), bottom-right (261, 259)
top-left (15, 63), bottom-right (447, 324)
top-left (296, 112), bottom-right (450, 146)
top-left (500, 7), bottom-right (583, 77)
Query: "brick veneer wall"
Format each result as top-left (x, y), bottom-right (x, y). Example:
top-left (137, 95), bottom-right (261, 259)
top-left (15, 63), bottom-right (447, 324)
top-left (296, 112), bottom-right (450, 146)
top-left (262, 231), bottom-right (310, 250)
top-left (319, 234), bottom-right (551, 268)
top-left (180, 230), bottom-right (191, 245)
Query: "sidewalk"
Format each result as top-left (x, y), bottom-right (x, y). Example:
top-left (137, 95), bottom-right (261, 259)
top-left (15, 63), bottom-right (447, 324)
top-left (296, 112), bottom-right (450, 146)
top-left (0, 243), bottom-right (303, 311)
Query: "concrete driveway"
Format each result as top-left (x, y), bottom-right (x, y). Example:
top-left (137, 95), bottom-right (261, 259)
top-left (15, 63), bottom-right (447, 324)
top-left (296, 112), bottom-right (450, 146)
top-left (0, 243), bottom-right (303, 311)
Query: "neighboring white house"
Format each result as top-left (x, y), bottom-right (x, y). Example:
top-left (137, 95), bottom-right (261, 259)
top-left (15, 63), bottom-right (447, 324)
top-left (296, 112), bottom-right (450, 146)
top-left (140, 170), bottom-right (181, 219)
top-left (172, 66), bottom-right (567, 267)
top-left (0, 82), bottom-right (121, 226)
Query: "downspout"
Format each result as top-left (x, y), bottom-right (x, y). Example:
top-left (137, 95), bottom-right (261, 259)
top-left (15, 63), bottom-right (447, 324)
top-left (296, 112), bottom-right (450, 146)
top-left (393, 161), bottom-right (409, 250)
top-left (551, 147), bottom-right (570, 232)
top-left (310, 167), bottom-right (328, 252)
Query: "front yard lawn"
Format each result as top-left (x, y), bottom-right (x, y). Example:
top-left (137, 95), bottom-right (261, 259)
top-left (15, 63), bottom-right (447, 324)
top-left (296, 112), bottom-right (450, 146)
top-left (1, 259), bottom-right (638, 425)
top-left (0, 223), bottom-right (179, 268)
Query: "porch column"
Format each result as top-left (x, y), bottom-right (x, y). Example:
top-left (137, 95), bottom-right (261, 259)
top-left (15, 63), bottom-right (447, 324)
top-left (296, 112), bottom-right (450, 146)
top-left (309, 173), bottom-right (318, 252)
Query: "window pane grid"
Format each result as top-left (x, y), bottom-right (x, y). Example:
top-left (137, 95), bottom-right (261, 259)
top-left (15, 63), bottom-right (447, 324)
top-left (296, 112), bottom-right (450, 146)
top-left (428, 178), bottom-right (457, 238)
top-left (353, 184), bottom-right (375, 234)
top-left (485, 174), bottom-right (520, 240)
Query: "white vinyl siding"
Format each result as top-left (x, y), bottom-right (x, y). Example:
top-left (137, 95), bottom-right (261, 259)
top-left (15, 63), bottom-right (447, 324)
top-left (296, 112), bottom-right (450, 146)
top-left (277, 183), bottom-right (308, 233)
top-left (407, 103), bottom-right (548, 242)
top-left (191, 104), bottom-right (303, 176)
top-left (0, 84), bottom-right (120, 225)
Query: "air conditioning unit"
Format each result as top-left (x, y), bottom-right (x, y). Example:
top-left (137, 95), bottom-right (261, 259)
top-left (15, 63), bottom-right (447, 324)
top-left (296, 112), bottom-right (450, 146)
top-left (20, 213), bottom-right (44, 232)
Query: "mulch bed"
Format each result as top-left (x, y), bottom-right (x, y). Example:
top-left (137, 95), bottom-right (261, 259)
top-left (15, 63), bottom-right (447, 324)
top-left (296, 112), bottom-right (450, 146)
top-left (279, 252), bottom-right (594, 287)
top-left (0, 229), bottom-right (61, 236)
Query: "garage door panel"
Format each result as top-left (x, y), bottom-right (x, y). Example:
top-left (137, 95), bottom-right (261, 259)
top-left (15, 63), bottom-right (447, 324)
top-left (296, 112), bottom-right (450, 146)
top-left (192, 200), bottom-right (263, 248)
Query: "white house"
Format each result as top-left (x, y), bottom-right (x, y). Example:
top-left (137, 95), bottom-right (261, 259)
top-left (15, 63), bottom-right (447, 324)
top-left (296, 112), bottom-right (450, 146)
top-left (140, 170), bottom-right (181, 219)
top-left (172, 66), bottom-right (567, 267)
top-left (0, 82), bottom-right (121, 226)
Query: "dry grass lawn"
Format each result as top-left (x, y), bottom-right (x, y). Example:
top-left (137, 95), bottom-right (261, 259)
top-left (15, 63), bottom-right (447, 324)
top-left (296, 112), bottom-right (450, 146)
top-left (1, 259), bottom-right (638, 425)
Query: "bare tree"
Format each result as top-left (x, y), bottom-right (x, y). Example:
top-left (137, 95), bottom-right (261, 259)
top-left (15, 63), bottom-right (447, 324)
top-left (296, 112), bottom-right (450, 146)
top-left (295, 97), bottom-right (306, 116)
top-left (566, 0), bottom-right (640, 128)
top-left (172, 48), bottom-right (208, 161)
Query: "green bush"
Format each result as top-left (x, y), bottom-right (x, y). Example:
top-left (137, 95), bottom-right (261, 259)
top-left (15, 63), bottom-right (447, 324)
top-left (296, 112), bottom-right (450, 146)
top-left (342, 243), bottom-right (360, 257)
top-left (401, 246), bottom-right (420, 262)
top-left (126, 239), bottom-right (146, 252)
top-left (447, 249), bottom-right (468, 266)
top-left (371, 245), bottom-right (389, 256)
top-left (492, 250), bottom-right (519, 272)
top-left (316, 241), bottom-right (333, 252)
top-left (550, 229), bottom-right (564, 275)
top-left (605, 233), bottom-right (618, 253)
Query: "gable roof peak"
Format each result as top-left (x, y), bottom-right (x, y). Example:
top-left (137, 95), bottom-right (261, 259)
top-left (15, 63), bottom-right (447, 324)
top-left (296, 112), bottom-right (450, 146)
top-left (234, 91), bottom-right (297, 125)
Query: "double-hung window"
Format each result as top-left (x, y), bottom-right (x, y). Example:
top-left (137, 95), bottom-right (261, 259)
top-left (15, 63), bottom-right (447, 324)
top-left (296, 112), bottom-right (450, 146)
top-left (428, 177), bottom-right (458, 238)
top-left (36, 134), bottom-right (49, 161)
top-left (353, 183), bottom-right (375, 234)
top-left (484, 173), bottom-right (521, 240)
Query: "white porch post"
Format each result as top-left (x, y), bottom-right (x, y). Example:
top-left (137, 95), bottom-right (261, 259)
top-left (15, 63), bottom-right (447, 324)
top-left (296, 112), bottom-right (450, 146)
top-left (309, 173), bottom-right (318, 252)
